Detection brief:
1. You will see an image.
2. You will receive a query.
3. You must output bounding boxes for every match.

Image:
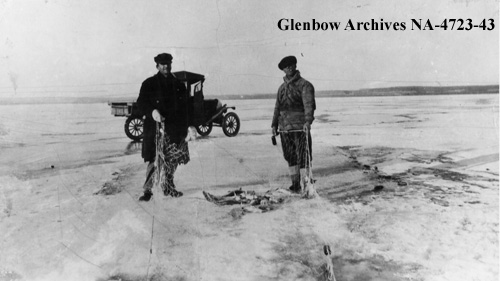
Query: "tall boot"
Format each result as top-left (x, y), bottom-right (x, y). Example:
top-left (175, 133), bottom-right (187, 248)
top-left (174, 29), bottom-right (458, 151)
top-left (289, 174), bottom-right (301, 193)
top-left (288, 165), bottom-right (301, 193)
top-left (139, 189), bottom-right (153, 201)
top-left (163, 174), bottom-right (183, 198)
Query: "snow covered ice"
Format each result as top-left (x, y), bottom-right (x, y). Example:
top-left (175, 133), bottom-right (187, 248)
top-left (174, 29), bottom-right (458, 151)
top-left (0, 94), bottom-right (498, 281)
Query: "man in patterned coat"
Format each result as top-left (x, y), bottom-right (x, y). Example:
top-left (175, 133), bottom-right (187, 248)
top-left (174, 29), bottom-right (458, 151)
top-left (271, 56), bottom-right (316, 193)
top-left (137, 53), bottom-right (190, 201)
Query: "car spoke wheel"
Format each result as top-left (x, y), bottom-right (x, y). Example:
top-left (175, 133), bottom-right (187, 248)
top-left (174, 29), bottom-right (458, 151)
top-left (196, 123), bottom-right (213, 136)
top-left (222, 112), bottom-right (240, 137)
top-left (125, 116), bottom-right (144, 141)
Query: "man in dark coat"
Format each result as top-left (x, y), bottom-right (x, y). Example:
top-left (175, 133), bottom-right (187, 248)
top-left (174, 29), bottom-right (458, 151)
top-left (271, 55), bottom-right (316, 193)
top-left (137, 53), bottom-right (190, 201)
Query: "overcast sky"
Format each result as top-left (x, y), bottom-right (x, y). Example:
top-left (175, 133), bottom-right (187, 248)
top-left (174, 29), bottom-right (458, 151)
top-left (0, 0), bottom-right (498, 99)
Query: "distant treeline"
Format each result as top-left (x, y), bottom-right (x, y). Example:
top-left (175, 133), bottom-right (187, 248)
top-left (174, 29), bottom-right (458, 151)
top-left (345, 84), bottom-right (499, 97)
top-left (2, 85), bottom-right (498, 104)
top-left (225, 84), bottom-right (499, 100)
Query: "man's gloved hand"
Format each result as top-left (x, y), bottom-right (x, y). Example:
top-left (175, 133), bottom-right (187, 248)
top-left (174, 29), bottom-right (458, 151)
top-left (303, 122), bottom-right (311, 132)
top-left (272, 126), bottom-right (277, 136)
top-left (152, 109), bottom-right (163, 123)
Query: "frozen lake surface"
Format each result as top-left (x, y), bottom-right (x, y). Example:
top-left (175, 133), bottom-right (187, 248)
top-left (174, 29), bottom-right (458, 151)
top-left (0, 94), bottom-right (498, 281)
top-left (1, 94), bottom-right (497, 177)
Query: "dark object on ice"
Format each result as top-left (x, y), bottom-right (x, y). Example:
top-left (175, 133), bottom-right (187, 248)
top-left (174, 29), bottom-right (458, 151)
top-left (322, 244), bottom-right (337, 281)
top-left (51, 165), bottom-right (55, 169)
top-left (378, 174), bottom-right (393, 180)
top-left (139, 190), bottom-right (153, 201)
top-left (397, 181), bottom-right (408, 186)
top-left (108, 71), bottom-right (240, 140)
top-left (203, 189), bottom-right (248, 205)
top-left (323, 245), bottom-right (332, 255)
top-left (95, 181), bottom-right (121, 195)
top-left (203, 188), bottom-right (287, 212)
top-left (373, 185), bottom-right (384, 192)
top-left (430, 197), bottom-right (449, 207)
top-left (363, 164), bottom-right (371, 170)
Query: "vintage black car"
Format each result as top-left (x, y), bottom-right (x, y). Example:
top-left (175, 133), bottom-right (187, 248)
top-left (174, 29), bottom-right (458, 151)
top-left (108, 71), bottom-right (240, 141)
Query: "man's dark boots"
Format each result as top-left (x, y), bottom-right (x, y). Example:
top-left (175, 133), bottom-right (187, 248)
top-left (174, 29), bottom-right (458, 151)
top-left (139, 190), bottom-right (153, 201)
top-left (289, 174), bottom-right (301, 193)
top-left (163, 176), bottom-right (183, 198)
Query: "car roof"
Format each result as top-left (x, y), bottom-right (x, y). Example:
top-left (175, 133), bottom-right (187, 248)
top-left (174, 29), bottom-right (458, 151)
top-left (173, 71), bottom-right (205, 84)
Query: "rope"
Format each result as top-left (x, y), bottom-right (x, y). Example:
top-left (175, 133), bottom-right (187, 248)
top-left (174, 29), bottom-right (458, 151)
top-left (303, 126), bottom-right (316, 197)
top-left (277, 127), bottom-right (337, 280)
top-left (145, 121), bottom-right (164, 280)
top-left (304, 128), bottom-right (337, 280)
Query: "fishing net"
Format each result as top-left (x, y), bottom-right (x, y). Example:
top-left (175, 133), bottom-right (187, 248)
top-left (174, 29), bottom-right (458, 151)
top-left (277, 129), bottom-right (318, 198)
top-left (152, 123), bottom-right (190, 194)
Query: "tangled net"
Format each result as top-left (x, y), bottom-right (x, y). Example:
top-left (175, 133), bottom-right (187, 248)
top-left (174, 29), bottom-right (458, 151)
top-left (152, 123), bottom-right (189, 192)
top-left (278, 129), bottom-right (318, 198)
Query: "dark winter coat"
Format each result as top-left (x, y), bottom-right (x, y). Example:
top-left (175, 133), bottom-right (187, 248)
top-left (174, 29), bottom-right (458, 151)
top-left (271, 71), bottom-right (316, 131)
top-left (137, 72), bottom-right (189, 162)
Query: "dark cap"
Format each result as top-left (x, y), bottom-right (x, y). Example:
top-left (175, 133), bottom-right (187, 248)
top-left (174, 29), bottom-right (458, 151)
top-left (154, 53), bottom-right (173, 64)
top-left (278, 56), bottom-right (297, 70)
